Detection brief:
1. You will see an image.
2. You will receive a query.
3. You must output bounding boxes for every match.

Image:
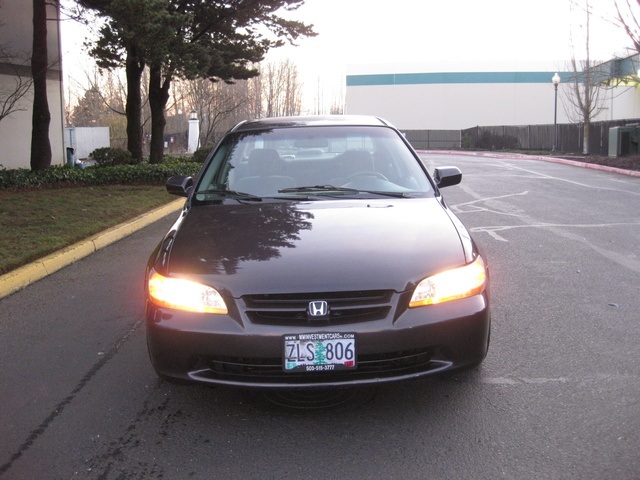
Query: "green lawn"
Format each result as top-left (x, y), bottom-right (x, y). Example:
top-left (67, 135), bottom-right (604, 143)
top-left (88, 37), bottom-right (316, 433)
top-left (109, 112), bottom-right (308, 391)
top-left (0, 185), bottom-right (175, 274)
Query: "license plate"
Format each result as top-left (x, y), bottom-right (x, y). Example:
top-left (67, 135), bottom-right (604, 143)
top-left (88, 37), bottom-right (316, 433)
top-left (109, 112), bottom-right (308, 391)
top-left (283, 333), bottom-right (356, 372)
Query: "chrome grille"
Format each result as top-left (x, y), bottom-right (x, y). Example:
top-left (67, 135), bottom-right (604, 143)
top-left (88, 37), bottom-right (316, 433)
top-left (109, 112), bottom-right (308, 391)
top-left (242, 290), bottom-right (394, 326)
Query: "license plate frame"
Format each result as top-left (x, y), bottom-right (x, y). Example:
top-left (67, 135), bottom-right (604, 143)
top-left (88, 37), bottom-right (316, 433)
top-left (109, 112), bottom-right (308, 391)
top-left (283, 332), bottom-right (357, 372)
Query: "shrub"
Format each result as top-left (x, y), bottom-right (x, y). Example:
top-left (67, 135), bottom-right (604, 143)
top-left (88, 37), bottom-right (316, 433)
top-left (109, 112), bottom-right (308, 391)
top-left (476, 131), bottom-right (519, 151)
top-left (0, 162), bottom-right (201, 190)
top-left (191, 144), bottom-right (215, 164)
top-left (91, 147), bottom-right (135, 167)
top-left (162, 154), bottom-right (192, 164)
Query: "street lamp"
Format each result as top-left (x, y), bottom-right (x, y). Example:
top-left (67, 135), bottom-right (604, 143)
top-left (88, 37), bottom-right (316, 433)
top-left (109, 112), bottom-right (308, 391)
top-left (188, 110), bottom-right (200, 153)
top-left (552, 72), bottom-right (561, 152)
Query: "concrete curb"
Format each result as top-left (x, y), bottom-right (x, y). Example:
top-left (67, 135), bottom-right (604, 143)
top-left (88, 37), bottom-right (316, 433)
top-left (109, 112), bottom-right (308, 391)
top-left (420, 150), bottom-right (640, 178)
top-left (0, 198), bottom-right (184, 300)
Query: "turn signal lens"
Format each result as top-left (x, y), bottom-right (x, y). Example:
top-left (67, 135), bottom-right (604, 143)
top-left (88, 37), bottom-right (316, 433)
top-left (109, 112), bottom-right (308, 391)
top-left (409, 256), bottom-right (486, 308)
top-left (148, 270), bottom-right (228, 314)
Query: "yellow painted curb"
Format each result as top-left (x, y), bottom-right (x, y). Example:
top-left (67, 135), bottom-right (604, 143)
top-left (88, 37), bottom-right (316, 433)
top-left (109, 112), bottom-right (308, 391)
top-left (0, 198), bottom-right (184, 300)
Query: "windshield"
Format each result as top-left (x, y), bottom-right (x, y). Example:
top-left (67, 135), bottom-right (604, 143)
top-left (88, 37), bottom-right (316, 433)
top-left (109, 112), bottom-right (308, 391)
top-left (194, 125), bottom-right (433, 201)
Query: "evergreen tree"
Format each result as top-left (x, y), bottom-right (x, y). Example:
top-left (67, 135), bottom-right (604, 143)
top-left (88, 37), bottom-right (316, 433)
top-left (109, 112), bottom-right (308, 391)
top-left (79, 0), bottom-right (315, 163)
top-left (71, 86), bottom-right (110, 126)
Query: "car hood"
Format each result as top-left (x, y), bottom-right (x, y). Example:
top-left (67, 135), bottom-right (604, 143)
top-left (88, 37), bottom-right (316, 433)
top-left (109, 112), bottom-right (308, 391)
top-left (163, 198), bottom-right (469, 296)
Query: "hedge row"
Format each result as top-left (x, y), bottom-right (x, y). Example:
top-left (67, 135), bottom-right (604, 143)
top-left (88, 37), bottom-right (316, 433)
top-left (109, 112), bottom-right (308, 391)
top-left (0, 161), bottom-right (202, 190)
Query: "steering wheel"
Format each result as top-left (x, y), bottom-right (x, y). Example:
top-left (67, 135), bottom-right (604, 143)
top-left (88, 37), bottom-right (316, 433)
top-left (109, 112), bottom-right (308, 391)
top-left (346, 171), bottom-right (389, 182)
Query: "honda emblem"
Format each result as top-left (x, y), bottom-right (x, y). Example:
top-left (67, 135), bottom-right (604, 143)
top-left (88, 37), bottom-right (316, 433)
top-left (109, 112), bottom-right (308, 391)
top-left (308, 301), bottom-right (329, 317)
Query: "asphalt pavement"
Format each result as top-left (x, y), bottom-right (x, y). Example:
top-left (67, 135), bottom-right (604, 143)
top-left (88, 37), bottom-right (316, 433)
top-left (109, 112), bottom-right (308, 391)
top-left (1, 153), bottom-right (639, 479)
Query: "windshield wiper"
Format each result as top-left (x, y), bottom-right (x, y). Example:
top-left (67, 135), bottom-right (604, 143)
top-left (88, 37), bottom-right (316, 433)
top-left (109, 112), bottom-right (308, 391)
top-left (357, 190), bottom-right (415, 198)
top-left (197, 189), bottom-right (262, 201)
top-left (279, 185), bottom-right (360, 194)
top-left (279, 185), bottom-right (414, 198)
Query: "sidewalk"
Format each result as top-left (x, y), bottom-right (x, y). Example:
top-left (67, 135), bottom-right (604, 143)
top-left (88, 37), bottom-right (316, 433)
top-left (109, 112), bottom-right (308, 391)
top-left (0, 198), bottom-right (184, 300)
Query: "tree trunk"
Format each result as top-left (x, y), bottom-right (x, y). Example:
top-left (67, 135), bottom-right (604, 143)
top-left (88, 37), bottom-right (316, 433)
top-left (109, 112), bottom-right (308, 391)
top-left (125, 43), bottom-right (145, 162)
top-left (148, 64), bottom-right (171, 164)
top-left (583, 122), bottom-right (590, 155)
top-left (30, 0), bottom-right (51, 171)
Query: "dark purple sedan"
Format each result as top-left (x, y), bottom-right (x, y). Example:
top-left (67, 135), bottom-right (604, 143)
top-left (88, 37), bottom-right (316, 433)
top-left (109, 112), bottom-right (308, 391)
top-left (145, 115), bottom-right (490, 388)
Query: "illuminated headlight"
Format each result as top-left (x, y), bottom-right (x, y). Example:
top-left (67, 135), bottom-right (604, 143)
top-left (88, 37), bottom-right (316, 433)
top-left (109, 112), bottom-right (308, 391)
top-left (409, 256), bottom-right (487, 308)
top-left (148, 270), bottom-right (228, 314)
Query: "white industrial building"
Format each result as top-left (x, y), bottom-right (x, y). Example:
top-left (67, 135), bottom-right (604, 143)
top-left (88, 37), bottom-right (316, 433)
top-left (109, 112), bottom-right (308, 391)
top-left (0, 0), bottom-right (66, 170)
top-left (345, 60), bottom-right (640, 131)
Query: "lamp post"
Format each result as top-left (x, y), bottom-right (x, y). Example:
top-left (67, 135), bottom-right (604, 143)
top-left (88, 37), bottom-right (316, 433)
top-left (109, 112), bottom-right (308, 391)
top-left (552, 73), bottom-right (561, 152)
top-left (187, 110), bottom-right (199, 153)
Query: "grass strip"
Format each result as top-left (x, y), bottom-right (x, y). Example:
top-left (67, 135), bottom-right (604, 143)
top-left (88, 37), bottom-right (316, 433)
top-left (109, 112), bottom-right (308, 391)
top-left (0, 185), bottom-right (174, 274)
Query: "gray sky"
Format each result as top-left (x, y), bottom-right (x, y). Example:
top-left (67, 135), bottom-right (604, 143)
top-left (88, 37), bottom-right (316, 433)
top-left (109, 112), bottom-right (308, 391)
top-left (266, 0), bottom-right (630, 64)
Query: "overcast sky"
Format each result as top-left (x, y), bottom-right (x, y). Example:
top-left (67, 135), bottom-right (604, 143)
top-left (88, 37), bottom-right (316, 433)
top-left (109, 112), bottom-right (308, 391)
top-left (267, 0), bottom-right (630, 62)
top-left (61, 0), bottom-right (633, 112)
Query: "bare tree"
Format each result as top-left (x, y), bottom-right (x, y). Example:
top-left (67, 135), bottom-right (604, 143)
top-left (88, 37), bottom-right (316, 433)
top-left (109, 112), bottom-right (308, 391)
top-left (0, 1), bottom-right (34, 123)
top-left (615, 0), bottom-right (640, 52)
top-left (261, 60), bottom-right (303, 117)
top-left (173, 59), bottom-right (305, 148)
top-left (68, 67), bottom-right (144, 150)
top-left (179, 78), bottom-right (248, 146)
top-left (564, 0), bottom-right (609, 154)
top-left (245, 71), bottom-right (262, 119)
top-left (0, 47), bottom-right (33, 123)
top-left (329, 83), bottom-right (345, 115)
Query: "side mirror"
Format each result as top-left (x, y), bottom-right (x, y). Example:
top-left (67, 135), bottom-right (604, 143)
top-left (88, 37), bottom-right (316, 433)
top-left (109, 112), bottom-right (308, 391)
top-left (433, 166), bottom-right (462, 188)
top-left (166, 175), bottom-right (194, 197)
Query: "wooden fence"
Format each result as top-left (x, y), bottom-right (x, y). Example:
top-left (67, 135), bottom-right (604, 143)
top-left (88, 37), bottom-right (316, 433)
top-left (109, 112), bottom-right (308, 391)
top-left (460, 119), bottom-right (640, 155)
top-left (402, 130), bottom-right (462, 150)
top-left (402, 118), bottom-right (640, 155)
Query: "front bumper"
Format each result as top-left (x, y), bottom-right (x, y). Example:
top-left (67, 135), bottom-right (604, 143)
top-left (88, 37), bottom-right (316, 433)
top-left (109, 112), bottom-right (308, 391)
top-left (145, 293), bottom-right (490, 389)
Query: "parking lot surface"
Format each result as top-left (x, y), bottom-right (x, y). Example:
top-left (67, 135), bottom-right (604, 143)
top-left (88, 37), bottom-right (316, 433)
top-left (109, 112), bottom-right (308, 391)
top-left (1, 153), bottom-right (638, 479)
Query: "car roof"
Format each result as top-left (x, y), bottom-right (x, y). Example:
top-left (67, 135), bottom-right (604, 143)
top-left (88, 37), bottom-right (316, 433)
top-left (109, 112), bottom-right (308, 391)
top-left (230, 115), bottom-right (393, 133)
